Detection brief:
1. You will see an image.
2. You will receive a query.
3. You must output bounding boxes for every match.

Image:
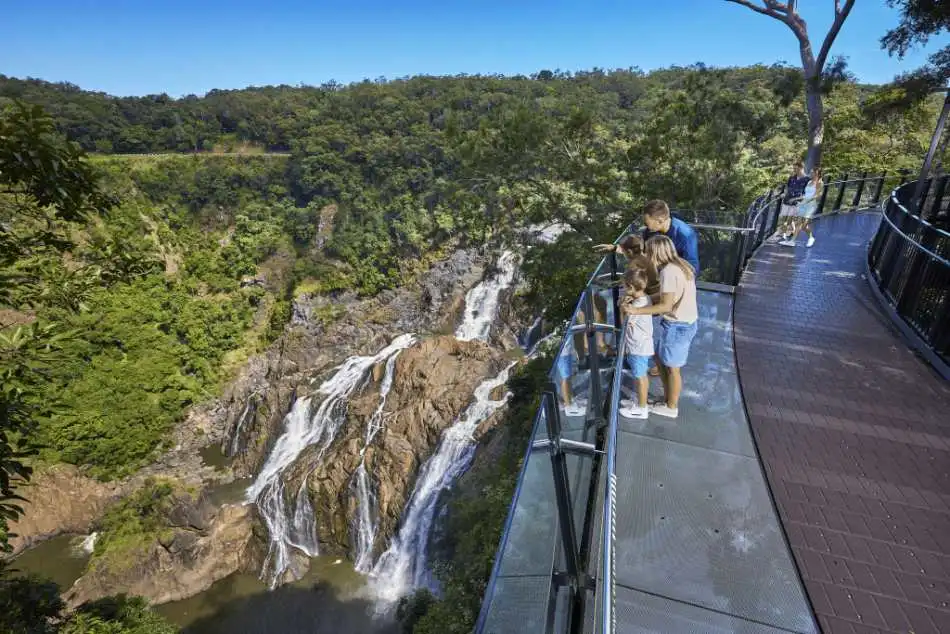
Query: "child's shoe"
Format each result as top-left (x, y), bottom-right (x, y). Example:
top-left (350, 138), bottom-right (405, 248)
top-left (563, 400), bottom-right (586, 417)
top-left (778, 239), bottom-right (796, 247)
top-left (806, 235), bottom-right (816, 248)
top-left (650, 404), bottom-right (679, 419)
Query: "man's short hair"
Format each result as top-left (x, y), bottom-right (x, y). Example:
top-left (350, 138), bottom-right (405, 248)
top-left (623, 267), bottom-right (648, 293)
top-left (643, 199), bottom-right (670, 220)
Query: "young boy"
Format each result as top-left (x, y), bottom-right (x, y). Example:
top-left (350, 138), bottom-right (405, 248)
top-left (619, 267), bottom-right (653, 419)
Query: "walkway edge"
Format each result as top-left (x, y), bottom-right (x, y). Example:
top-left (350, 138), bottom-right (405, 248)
top-left (731, 274), bottom-right (821, 634)
top-left (863, 245), bottom-right (950, 381)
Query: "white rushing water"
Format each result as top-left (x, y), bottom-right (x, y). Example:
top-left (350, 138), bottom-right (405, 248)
top-left (227, 397), bottom-right (255, 457)
top-left (369, 361), bottom-right (517, 606)
top-left (78, 532), bottom-right (98, 555)
top-left (245, 333), bottom-right (417, 588)
top-left (352, 350), bottom-right (404, 573)
top-left (455, 251), bottom-right (519, 342)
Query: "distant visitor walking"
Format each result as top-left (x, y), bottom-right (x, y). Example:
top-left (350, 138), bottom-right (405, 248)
top-left (781, 167), bottom-right (822, 248)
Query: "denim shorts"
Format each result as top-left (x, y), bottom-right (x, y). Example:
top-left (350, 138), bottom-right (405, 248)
top-left (658, 319), bottom-right (699, 368)
top-left (556, 351), bottom-right (576, 379)
top-left (625, 354), bottom-right (651, 378)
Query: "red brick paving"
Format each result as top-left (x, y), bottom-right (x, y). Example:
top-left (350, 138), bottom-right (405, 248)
top-left (734, 212), bottom-right (950, 634)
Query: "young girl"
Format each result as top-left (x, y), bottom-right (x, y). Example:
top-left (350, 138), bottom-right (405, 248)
top-left (619, 267), bottom-right (653, 419)
top-left (624, 235), bottom-right (698, 419)
top-left (781, 168), bottom-right (822, 248)
top-left (594, 234), bottom-right (660, 295)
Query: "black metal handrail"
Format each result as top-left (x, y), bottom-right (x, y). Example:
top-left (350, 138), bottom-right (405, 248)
top-left (867, 181), bottom-right (950, 378)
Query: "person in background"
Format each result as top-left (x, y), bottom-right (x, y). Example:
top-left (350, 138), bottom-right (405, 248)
top-left (781, 167), bottom-right (822, 248)
top-left (619, 267), bottom-right (653, 419)
top-left (774, 160), bottom-right (809, 242)
top-left (624, 235), bottom-right (699, 419)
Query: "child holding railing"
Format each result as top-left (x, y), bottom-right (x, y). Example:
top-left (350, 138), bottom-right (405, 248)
top-left (619, 267), bottom-right (653, 419)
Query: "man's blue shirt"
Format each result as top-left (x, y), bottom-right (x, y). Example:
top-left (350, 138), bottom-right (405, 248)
top-left (642, 216), bottom-right (700, 273)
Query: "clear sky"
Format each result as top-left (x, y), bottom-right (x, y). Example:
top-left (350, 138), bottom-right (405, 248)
top-left (2, 0), bottom-right (947, 97)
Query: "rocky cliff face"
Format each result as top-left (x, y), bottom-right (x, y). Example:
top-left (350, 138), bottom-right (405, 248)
top-left (214, 247), bottom-right (488, 480)
top-left (282, 335), bottom-right (504, 560)
top-left (64, 493), bottom-right (256, 607)
top-left (8, 465), bottom-right (124, 556)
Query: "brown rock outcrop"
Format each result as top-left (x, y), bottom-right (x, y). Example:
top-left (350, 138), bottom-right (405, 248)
top-left (8, 465), bottom-right (124, 556)
top-left (65, 499), bottom-right (255, 607)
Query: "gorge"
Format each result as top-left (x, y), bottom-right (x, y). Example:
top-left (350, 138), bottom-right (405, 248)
top-left (8, 243), bottom-right (529, 630)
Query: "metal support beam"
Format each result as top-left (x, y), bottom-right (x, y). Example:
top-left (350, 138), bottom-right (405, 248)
top-left (913, 88), bottom-right (950, 217)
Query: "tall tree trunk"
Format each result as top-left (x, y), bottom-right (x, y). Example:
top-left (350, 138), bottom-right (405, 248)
top-left (804, 76), bottom-right (824, 173)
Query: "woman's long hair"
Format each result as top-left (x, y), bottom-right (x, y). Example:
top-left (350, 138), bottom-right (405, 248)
top-left (811, 167), bottom-right (824, 194)
top-left (646, 235), bottom-right (694, 281)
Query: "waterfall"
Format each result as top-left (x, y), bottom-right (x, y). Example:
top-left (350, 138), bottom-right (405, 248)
top-left (369, 361), bottom-right (517, 605)
top-left (78, 532), bottom-right (98, 555)
top-left (227, 396), bottom-right (256, 457)
top-left (245, 333), bottom-right (417, 588)
top-left (455, 251), bottom-right (518, 342)
top-left (352, 350), bottom-right (403, 573)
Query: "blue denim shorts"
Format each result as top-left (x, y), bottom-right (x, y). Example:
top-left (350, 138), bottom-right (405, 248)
top-left (625, 354), bottom-right (651, 378)
top-left (556, 351), bottom-right (576, 379)
top-left (658, 319), bottom-right (699, 368)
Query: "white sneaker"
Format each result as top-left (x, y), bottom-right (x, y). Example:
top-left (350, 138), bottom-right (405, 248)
top-left (767, 234), bottom-right (783, 243)
top-left (806, 235), bottom-right (815, 248)
top-left (620, 399), bottom-right (636, 410)
top-left (778, 239), bottom-right (796, 247)
top-left (620, 404), bottom-right (649, 419)
top-left (563, 401), bottom-right (586, 417)
top-left (650, 404), bottom-right (679, 419)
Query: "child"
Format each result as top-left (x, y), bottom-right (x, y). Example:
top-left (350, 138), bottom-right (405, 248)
top-left (619, 267), bottom-right (653, 419)
top-left (594, 235), bottom-right (660, 296)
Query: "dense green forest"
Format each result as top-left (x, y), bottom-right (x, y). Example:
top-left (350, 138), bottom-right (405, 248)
top-left (1, 62), bottom-right (943, 633)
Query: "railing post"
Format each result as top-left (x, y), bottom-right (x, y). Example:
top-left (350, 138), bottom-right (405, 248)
top-left (755, 191), bottom-right (772, 246)
top-left (833, 172), bottom-right (849, 211)
top-left (852, 171), bottom-right (868, 208)
top-left (541, 389), bottom-right (582, 592)
top-left (609, 253), bottom-right (622, 332)
top-left (771, 185), bottom-right (785, 236)
top-left (584, 291), bottom-right (605, 426)
top-left (930, 175), bottom-right (949, 222)
top-left (871, 171), bottom-right (887, 205)
top-left (817, 175), bottom-right (831, 215)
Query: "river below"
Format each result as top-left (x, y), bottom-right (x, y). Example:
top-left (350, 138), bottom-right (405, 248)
top-left (11, 533), bottom-right (397, 634)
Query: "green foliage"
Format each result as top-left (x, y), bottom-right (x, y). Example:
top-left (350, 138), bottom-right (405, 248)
top-left (0, 576), bottom-right (175, 634)
top-left (90, 481), bottom-right (175, 571)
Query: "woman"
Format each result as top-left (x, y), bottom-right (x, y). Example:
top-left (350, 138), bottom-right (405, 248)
top-left (781, 168), bottom-right (822, 248)
top-left (624, 235), bottom-right (698, 419)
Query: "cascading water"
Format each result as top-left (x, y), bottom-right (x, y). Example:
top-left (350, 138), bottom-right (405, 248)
top-left (245, 333), bottom-right (417, 588)
top-left (455, 251), bottom-right (518, 342)
top-left (226, 396), bottom-right (256, 457)
top-left (352, 351), bottom-right (403, 573)
top-left (369, 361), bottom-right (517, 606)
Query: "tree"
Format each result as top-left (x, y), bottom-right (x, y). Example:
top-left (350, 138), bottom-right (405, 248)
top-left (725, 1), bottom-right (856, 171)
top-left (880, 0), bottom-right (950, 104)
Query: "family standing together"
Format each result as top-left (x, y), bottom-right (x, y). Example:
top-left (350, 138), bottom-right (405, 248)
top-left (593, 200), bottom-right (700, 421)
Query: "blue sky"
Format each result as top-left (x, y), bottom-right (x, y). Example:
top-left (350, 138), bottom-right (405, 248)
top-left (2, 1), bottom-right (947, 97)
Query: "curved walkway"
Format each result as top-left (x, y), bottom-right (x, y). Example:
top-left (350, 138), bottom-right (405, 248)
top-left (735, 212), bottom-right (950, 634)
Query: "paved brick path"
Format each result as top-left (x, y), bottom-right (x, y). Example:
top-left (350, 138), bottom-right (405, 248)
top-left (734, 212), bottom-right (950, 634)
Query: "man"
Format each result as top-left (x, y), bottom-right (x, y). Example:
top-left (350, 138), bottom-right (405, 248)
top-left (641, 199), bottom-right (700, 273)
top-left (631, 200), bottom-right (700, 380)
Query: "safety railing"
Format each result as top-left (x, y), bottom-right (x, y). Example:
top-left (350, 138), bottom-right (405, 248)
top-left (475, 169), bottom-right (903, 634)
top-left (868, 180), bottom-right (950, 378)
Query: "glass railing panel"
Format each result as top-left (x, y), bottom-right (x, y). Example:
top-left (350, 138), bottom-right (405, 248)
top-left (549, 289), bottom-right (591, 429)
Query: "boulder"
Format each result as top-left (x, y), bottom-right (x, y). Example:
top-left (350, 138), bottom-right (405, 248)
top-left (65, 503), bottom-right (256, 607)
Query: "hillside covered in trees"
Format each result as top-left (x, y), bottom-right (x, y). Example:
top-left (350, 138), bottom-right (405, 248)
top-left (1, 64), bottom-right (944, 633)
